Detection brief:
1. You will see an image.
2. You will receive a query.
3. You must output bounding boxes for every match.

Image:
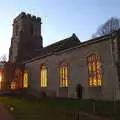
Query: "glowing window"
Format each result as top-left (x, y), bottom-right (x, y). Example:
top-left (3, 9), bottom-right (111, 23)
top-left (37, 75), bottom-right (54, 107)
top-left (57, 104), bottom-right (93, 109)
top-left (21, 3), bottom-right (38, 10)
top-left (87, 54), bottom-right (102, 87)
top-left (0, 72), bottom-right (2, 89)
top-left (59, 62), bottom-right (68, 87)
top-left (23, 72), bottom-right (28, 88)
top-left (11, 82), bottom-right (16, 90)
top-left (40, 65), bottom-right (47, 87)
top-left (0, 72), bottom-right (2, 82)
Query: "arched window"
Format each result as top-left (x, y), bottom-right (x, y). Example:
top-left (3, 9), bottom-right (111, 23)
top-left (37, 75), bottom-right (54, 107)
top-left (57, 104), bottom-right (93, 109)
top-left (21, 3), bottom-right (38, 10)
top-left (59, 62), bottom-right (68, 87)
top-left (87, 54), bottom-right (102, 86)
top-left (40, 64), bottom-right (47, 87)
top-left (23, 72), bottom-right (28, 88)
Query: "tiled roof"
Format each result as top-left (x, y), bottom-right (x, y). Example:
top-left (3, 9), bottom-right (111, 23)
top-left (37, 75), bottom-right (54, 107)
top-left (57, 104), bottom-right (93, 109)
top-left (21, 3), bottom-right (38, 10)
top-left (23, 29), bottom-right (120, 63)
top-left (26, 33), bottom-right (80, 60)
top-left (23, 30), bottom-right (120, 63)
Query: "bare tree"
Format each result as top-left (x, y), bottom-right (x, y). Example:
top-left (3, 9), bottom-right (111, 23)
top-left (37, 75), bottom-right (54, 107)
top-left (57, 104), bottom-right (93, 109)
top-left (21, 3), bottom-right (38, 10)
top-left (92, 17), bottom-right (120, 38)
top-left (0, 54), bottom-right (7, 62)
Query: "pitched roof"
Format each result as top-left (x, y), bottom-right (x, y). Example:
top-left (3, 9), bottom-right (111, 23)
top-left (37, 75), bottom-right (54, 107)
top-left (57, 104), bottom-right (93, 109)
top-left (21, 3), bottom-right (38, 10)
top-left (25, 33), bottom-right (80, 60)
top-left (23, 30), bottom-right (119, 63)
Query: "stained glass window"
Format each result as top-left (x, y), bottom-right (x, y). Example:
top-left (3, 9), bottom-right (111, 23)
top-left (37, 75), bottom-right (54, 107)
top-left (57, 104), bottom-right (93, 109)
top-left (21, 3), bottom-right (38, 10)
top-left (87, 54), bottom-right (102, 86)
top-left (40, 65), bottom-right (47, 87)
top-left (59, 62), bottom-right (68, 87)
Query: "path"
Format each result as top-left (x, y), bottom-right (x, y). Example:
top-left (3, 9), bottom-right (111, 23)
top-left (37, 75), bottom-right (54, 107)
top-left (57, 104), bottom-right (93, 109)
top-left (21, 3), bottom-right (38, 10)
top-left (79, 112), bottom-right (113, 120)
top-left (65, 110), bottom-right (113, 120)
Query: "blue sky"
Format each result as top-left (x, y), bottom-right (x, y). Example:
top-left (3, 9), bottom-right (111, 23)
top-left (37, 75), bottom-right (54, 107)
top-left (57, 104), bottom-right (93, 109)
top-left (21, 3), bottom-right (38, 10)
top-left (0, 0), bottom-right (120, 57)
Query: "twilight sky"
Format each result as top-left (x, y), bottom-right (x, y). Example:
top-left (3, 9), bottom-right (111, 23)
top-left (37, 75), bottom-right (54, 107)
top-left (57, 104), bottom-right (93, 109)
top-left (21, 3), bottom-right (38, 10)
top-left (0, 0), bottom-right (120, 58)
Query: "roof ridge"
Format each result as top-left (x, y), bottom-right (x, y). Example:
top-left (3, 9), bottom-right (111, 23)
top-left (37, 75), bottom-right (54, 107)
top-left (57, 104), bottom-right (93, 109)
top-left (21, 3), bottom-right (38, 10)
top-left (43, 33), bottom-right (80, 48)
top-left (46, 35), bottom-right (72, 47)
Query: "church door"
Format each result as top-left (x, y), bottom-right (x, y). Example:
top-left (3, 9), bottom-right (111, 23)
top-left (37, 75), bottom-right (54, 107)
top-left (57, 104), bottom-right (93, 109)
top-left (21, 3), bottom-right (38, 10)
top-left (76, 84), bottom-right (83, 99)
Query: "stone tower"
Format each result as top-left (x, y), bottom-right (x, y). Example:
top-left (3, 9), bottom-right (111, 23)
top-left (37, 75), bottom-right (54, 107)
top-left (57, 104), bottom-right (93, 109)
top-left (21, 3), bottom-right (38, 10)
top-left (9, 12), bottom-right (43, 63)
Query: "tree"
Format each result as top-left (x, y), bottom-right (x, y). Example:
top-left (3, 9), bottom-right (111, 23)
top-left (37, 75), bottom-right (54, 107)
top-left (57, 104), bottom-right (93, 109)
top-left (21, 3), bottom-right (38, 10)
top-left (92, 17), bottom-right (120, 38)
top-left (0, 54), bottom-right (7, 62)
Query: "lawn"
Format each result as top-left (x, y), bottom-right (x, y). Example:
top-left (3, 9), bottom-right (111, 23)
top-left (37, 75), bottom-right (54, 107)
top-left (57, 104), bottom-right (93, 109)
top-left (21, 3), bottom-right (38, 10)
top-left (0, 97), bottom-right (120, 120)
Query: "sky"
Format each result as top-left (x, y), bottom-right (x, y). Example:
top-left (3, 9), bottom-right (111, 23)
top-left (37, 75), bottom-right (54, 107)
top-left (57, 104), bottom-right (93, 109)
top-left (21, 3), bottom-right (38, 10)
top-left (0, 0), bottom-right (120, 58)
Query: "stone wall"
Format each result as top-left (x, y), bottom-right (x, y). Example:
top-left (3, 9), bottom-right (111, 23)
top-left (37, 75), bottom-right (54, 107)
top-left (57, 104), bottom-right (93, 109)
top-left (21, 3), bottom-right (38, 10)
top-left (25, 37), bottom-right (119, 100)
top-left (9, 12), bottom-right (43, 63)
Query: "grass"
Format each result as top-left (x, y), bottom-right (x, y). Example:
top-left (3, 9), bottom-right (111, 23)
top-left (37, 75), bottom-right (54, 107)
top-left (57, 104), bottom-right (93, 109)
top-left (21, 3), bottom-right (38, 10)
top-left (0, 97), bottom-right (73, 120)
top-left (0, 97), bottom-right (120, 120)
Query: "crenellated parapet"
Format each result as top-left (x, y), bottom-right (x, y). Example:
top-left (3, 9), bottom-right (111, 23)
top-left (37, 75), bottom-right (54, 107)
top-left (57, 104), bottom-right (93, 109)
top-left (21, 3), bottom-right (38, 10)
top-left (9, 12), bottom-right (43, 63)
top-left (14, 12), bottom-right (41, 24)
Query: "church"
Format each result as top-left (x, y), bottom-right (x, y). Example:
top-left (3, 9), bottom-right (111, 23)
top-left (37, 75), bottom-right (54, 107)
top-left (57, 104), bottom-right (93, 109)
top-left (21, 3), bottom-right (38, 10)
top-left (6, 12), bottom-right (120, 100)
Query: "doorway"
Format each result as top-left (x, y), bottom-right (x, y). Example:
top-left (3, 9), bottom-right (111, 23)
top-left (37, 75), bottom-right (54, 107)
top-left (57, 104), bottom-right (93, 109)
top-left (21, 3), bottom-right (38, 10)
top-left (76, 84), bottom-right (83, 99)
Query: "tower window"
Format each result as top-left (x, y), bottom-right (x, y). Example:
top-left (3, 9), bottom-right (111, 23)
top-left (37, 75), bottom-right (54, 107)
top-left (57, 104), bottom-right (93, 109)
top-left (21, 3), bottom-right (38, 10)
top-left (30, 25), bottom-right (33, 35)
top-left (15, 25), bottom-right (18, 36)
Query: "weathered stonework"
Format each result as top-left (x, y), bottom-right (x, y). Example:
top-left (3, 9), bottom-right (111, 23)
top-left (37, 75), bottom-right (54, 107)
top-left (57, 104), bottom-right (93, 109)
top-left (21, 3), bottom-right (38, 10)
top-left (9, 12), bottom-right (43, 63)
top-left (25, 34), bottom-right (120, 100)
top-left (8, 12), bottom-right (120, 101)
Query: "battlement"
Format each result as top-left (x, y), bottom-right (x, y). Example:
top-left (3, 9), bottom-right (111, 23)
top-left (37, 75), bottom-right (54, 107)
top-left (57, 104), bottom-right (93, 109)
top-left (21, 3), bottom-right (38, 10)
top-left (14, 12), bottom-right (41, 23)
top-left (9, 12), bottom-right (43, 63)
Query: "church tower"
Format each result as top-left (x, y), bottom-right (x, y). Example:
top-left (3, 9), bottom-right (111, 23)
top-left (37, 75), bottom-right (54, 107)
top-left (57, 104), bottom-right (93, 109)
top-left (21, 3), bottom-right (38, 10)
top-left (9, 12), bottom-right (43, 63)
